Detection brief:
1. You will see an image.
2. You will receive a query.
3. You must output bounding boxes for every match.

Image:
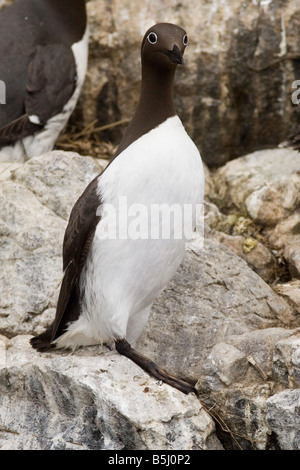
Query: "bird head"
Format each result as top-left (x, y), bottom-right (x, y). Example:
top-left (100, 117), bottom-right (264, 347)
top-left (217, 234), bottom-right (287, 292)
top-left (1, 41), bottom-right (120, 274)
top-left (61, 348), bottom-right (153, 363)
top-left (141, 23), bottom-right (188, 70)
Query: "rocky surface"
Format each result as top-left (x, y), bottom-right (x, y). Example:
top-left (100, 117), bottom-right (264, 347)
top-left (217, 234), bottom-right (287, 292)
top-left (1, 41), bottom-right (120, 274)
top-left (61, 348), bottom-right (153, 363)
top-left (266, 389), bottom-right (300, 450)
top-left (213, 231), bottom-right (276, 282)
top-left (210, 148), bottom-right (300, 283)
top-left (0, 335), bottom-right (221, 450)
top-left (211, 149), bottom-right (300, 224)
top-left (2, 0), bottom-right (299, 166)
top-left (1, 150), bottom-right (300, 450)
top-left (195, 146), bottom-right (300, 449)
top-left (274, 281), bottom-right (300, 313)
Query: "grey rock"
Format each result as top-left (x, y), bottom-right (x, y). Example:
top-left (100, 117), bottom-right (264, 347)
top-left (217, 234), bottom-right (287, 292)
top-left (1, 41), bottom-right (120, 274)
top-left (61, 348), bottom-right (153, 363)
top-left (199, 342), bottom-right (249, 389)
top-left (194, 328), bottom-right (300, 450)
top-left (229, 328), bottom-right (297, 381)
top-left (211, 148), bottom-right (300, 279)
top-left (214, 231), bottom-right (276, 282)
top-left (266, 389), bottom-right (300, 450)
top-left (11, 150), bottom-right (102, 220)
top-left (203, 201), bottom-right (223, 229)
top-left (272, 333), bottom-right (300, 388)
top-left (284, 242), bottom-right (300, 280)
top-left (0, 335), bottom-right (221, 450)
top-left (212, 149), bottom-right (300, 223)
top-left (212, 384), bottom-right (274, 450)
top-left (274, 281), bottom-right (300, 313)
top-left (0, 180), bottom-right (64, 336)
top-left (0, 162), bottom-right (22, 181)
top-left (267, 211), bottom-right (300, 251)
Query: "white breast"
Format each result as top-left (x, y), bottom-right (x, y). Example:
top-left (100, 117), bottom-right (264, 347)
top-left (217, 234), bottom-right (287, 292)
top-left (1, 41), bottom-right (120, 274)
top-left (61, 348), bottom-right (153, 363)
top-left (55, 116), bottom-right (205, 350)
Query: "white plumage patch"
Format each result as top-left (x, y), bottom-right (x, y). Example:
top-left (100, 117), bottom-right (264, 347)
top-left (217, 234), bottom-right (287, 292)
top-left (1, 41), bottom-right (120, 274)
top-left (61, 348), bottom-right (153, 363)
top-left (54, 116), bottom-right (205, 350)
top-left (28, 114), bottom-right (41, 125)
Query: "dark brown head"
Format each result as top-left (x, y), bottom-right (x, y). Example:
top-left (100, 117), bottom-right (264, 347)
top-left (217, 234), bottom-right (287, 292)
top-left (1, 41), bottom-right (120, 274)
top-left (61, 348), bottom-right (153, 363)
top-left (141, 23), bottom-right (188, 70)
top-left (113, 23), bottom-right (188, 158)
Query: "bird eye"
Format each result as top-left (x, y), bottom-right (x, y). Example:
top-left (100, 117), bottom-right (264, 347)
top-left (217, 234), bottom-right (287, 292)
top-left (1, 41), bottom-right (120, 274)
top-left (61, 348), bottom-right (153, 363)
top-left (147, 32), bottom-right (158, 44)
top-left (183, 34), bottom-right (188, 46)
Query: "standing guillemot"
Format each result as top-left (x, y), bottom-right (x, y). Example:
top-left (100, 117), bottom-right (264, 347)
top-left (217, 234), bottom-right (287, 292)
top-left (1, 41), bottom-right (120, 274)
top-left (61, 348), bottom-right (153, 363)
top-left (0, 0), bottom-right (88, 162)
top-left (30, 23), bottom-right (205, 395)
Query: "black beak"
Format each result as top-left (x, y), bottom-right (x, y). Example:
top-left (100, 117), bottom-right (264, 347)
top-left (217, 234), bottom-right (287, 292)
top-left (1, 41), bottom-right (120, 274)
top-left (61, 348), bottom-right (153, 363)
top-left (164, 44), bottom-right (184, 65)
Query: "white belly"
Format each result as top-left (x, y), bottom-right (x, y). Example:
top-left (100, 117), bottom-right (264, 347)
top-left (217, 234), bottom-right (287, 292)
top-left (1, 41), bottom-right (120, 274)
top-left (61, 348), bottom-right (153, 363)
top-left (55, 116), bottom-right (204, 349)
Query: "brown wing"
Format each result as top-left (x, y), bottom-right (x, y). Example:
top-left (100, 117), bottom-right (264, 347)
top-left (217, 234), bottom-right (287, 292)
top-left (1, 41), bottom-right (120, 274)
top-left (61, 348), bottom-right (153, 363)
top-left (50, 176), bottom-right (102, 342)
top-left (25, 43), bottom-right (76, 126)
top-left (0, 114), bottom-right (41, 146)
top-left (0, 43), bottom-right (76, 147)
top-left (30, 175), bottom-right (102, 351)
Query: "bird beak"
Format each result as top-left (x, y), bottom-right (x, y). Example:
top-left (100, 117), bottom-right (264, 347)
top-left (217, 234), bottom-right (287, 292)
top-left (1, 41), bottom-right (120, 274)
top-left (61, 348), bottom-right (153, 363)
top-left (164, 45), bottom-right (184, 65)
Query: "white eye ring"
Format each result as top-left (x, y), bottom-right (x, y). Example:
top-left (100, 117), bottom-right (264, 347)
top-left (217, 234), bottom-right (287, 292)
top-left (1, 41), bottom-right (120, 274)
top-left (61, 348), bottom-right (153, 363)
top-left (183, 34), bottom-right (188, 46)
top-left (147, 32), bottom-right (158, 44)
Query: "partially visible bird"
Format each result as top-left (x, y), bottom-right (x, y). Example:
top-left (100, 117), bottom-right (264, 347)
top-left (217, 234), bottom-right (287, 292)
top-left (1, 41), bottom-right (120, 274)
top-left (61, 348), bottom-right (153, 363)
top-left (0, 0), bottom-right (88, 162)
top-left (30, 23), bottom-right (205, 395)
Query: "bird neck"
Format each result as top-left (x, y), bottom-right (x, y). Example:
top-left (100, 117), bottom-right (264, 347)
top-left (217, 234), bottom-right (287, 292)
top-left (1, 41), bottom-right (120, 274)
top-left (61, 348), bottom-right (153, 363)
top-left (114, 64), bottom-right (177, 157)
top-left (33, 0), bottom-right (87, 44)
top-left (139, 63), bottom-right (176, 119)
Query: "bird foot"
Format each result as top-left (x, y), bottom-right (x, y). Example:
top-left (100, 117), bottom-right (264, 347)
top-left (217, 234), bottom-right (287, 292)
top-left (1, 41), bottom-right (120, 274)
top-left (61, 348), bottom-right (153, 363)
top-left (115, 339), bottom-right (197, 395)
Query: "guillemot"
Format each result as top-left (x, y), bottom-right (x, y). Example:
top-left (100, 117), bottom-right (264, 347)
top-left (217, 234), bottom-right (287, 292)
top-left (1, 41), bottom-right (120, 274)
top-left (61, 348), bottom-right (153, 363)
top-left (0, 0), bottom-right (88, 162)
top-left (30, 23), bottom-right (205, 395)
